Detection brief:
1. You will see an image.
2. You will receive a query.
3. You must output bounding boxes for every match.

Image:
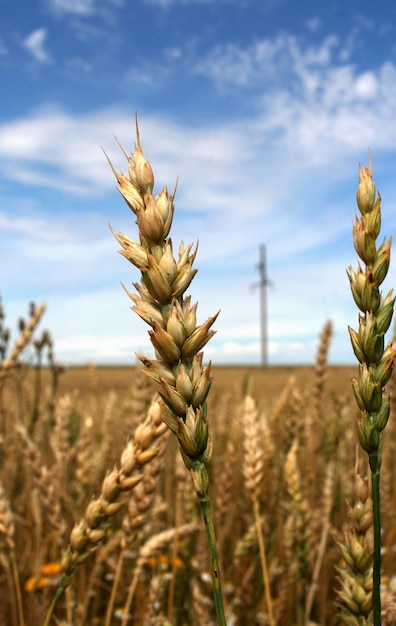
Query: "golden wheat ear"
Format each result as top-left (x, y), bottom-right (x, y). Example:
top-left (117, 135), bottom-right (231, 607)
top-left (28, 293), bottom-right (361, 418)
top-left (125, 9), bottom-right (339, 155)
top-left (110, 121), bottom-right (226, 625)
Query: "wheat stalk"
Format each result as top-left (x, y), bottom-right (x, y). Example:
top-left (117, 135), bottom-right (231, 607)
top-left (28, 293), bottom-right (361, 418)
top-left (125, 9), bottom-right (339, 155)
top-left (106, 118), bottom-right (226, 624)
top-left (347, 156), bottom-right (396, 624)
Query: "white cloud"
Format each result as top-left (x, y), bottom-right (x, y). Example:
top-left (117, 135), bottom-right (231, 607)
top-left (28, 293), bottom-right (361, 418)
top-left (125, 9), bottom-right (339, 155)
top-left (222, 341), bottom-right (261, 356)
top-left (189, 30), bottom-right (395, 162)
top-left (0, 106), bottom-right (128, 195)
top-left (23, 28), bottom-right (51, 63)
top-left (141, 0), bottom-right (227, 6)
top-left (0, 212), bottom-right (74, 242)
top-left (354, 71), bottom-right (378, 99)
top-left (55, 334), bottom-right (145, 362)
top-left (192, 33), bottom-right (338, 88)
top-left (46, 0), bottom-right (96, 15)
top-left (3, 30), bottom-right (396, 200)
top-left (3, 26), bottom-right (396, 365)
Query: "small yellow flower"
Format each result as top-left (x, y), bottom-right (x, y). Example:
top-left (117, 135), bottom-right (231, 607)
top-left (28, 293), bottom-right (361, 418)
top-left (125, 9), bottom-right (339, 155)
top-left (25, 576), bottom-right (49, 592)
top-left (41, 562), bottom-right (62, 576)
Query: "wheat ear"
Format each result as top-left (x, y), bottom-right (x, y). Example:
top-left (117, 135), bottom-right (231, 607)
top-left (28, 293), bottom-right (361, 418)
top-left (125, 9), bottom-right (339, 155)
top-left (43, 396), bottom-right (166, 626)
top-left (104, 423), bottom-right (170, 626)
top-left (284, 439), bottom-right (312, 624)
top-left (335, 466), bottom-right (374, 625)
top-left (347, 156), bottom-right (396, 624)
top-left (242, 394), bottom-right (275, 626)
top-left (107, 118), bottom-right (226, 625)
top-left (0, 484), bottom-right (25, 626)
top-left (0, 302), bottom-right (46, 377)
top-left (313, 319), bottom-right (333, 418)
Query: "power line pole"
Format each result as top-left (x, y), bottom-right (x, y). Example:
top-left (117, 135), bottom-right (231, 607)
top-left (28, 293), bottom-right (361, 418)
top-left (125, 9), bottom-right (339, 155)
top-left (252, 244), bottom-right (272, 368)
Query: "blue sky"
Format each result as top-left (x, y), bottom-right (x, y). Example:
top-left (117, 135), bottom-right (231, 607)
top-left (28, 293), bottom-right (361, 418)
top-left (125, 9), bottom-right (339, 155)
top-left (2, 0), bottom-right (396, 366)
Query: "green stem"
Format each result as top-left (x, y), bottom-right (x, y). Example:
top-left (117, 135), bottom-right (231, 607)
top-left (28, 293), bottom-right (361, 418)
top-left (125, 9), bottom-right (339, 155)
top-left (199, 496), bottom-right (227, 626)
top-left (42, 574), bottom-right (69, 626)
top-left (369, 450), bottom-right (381, 626)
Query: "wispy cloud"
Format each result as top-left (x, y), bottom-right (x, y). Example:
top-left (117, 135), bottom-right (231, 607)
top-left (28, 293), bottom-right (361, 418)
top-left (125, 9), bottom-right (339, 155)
top-left (23, 28), bottom-right (52, 63)
top-left (136, 31), bottom-right (396, 166)
top-left (192, 33), bottom-right (339, 87)
top-left (141, 0), bottom-right (232, 7)
top-left (3, 21), bottom-right (396, 365)
top-left (0, 212), bottom-right (74, 242)
top-left (0, 106), bottom-right (131, 194)
top-left (46, 0), bottom-right (96, 16)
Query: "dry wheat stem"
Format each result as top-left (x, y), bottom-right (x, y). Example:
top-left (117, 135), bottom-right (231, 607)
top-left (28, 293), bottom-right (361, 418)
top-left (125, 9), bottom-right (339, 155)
top-left (305, 460), bottom-right (334, 622)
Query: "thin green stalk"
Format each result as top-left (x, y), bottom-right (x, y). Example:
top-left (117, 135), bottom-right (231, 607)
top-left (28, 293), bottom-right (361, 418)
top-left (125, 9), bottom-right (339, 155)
top-left (199, 496), bottom-right (227, 626)
top-left (42, 575), bottom-right (69, 626)
top-left (369, 451), bottom-right (381, 626)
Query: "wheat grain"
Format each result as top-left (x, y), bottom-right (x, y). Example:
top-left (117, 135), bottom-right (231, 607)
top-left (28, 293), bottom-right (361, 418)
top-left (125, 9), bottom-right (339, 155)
top-left (0, 302), bottom-right (46, 377)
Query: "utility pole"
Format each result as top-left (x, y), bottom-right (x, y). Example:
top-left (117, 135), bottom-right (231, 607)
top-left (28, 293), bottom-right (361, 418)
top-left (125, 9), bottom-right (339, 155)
top-left (252, 244), bottom-right (272, 368)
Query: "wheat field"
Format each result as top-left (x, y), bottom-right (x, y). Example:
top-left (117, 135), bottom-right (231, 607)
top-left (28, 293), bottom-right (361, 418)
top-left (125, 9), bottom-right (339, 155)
top-left (2, 321), bottom-right (396, 625)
